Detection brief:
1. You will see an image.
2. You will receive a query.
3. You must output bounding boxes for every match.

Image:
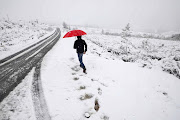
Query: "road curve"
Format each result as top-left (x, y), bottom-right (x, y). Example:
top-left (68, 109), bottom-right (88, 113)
top-left (0, 28), bottom-right (61, 102)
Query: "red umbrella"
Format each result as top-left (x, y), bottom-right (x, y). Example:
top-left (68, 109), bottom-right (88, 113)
top-left (63, 30), bottom-right (87, 38)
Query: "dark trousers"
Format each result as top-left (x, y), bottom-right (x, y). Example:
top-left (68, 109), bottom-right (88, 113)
top-left (77, 53), bottom-right (86, 69)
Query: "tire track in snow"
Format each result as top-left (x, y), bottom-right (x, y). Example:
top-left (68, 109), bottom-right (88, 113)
top-left (32, 60), bottom-right (51, 120)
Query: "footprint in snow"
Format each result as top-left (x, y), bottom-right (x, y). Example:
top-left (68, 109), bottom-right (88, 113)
top-left (94, 98), bottom-right (100, 112)
top-left (71, 65), bottom-right (81, 72)
top-left (73, 77), bottom-right (79, 81)
top-left (72, 73), bottom-right (76, 75)
top-left (78, 85), bottom-right (86, 90)
top-left (79, 93), bottom-right (94, 100)
top-left (101, 114), bottom-right (109, 120)
top-left (98, 88), bottom-right (102, 95)
top-left (70, 57), bottom-right (75, 61)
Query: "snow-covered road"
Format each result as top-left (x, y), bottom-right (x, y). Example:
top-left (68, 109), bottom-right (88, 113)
top-left (0, 28), bottom-right (60, 103)
top-left (41, 35), bottom-right (180, 120)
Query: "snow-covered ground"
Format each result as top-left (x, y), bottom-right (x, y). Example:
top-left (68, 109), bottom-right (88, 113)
top-left (0, 68), bottom-right (36, 120)
top-left (0, 19), bottom-right (55, 120)
top-left (40, 32), bottom-right (180, 120)
top-left (0, 23), bottom-right (180, 120)
top-left (0, 19), bottom-right (55, 59)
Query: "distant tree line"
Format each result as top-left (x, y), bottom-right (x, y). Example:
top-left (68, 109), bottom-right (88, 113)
top-left (101, 23), bottom-right (180, 40)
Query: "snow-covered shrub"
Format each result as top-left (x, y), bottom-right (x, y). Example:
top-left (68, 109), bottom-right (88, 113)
top-left (121, 23), bottom-right (132, 37)
top-left (174, 56), bottom-right (180, 61)
top-left (146, 52), bottom-right (165, 61)
top-left (161, 59), bottom-right (180, 79)
top-left (119, 45), bottom-right (129, 55)
top-left (140, 39), bottom-right (158, 53)
top-left (103, 31), bottom-right (120, 36)
top-left (171, 34), bottom-right (180, 40)
top-left (85, 27), bottom-right (180, 79)
top-left (122, 55), bottom-right (137, 62)
top-left (0, 45), bottom-right (8, 51)
top-left (37, 32), bottom-right (46, 39)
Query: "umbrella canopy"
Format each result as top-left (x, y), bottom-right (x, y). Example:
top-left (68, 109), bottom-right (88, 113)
top-left (63, 30), bottom-right (87, 38)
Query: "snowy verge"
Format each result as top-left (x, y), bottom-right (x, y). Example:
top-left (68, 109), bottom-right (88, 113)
top-left (0, 68), bottom-right (36, 120)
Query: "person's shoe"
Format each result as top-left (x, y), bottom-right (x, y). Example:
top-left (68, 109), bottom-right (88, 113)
top-left (83, 68), bottom-right (87, 74)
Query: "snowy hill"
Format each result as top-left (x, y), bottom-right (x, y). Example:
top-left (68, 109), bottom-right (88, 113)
top-left (0, 19), bottom-right (55, 60)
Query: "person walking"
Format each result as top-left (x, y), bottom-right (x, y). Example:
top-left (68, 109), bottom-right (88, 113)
top-left (74, 36), bottom-right (87, 73)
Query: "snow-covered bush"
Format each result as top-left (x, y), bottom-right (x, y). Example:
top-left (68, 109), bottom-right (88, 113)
top-left (103, 31), bottom-right (121, 36)
top-left (171, 34), bottom-right (180, 40)
top-left (121, 23), bottom-right (132, 37)
top-left (122, 55), bottom-right (137, 62)
top-left (174, 56), bottom-right (180, 61)
top-left (161, 59), bottom-right (180, 79)
top-left (140, 39), bottom-right (158, 53)
top-left (86, 32), bottom-right (180, 79)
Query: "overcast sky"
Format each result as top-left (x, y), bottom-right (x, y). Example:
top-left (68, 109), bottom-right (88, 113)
top-left (0, 0), bottom-right (180, 33)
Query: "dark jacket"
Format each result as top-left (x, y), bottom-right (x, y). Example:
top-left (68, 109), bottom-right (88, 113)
top-left (74, 39), bottom-right (87, 53)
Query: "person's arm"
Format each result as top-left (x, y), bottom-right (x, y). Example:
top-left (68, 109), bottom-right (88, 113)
top-left (84, 41), bottom-right (87, 52)
top-left (74, 41), bottom-right (77, 49)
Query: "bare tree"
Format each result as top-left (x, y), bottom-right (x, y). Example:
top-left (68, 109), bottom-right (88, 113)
top-left (121, 23), bottom-right (131, 37)
top-left (121, 23), bottom-right (132, 55)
